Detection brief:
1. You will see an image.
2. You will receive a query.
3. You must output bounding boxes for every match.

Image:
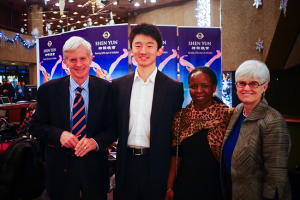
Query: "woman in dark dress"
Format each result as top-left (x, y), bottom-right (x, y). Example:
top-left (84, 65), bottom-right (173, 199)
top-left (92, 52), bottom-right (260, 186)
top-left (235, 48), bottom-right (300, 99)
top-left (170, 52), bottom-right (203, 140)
top-left (164, 67), bottom-right (233, 200)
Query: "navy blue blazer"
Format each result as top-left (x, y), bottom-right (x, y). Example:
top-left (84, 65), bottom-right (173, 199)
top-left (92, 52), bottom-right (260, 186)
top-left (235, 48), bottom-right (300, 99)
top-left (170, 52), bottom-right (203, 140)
top-left (112, 70), bottom-right (184, 199)
top-left (29, 75), bottom-right (117, 199)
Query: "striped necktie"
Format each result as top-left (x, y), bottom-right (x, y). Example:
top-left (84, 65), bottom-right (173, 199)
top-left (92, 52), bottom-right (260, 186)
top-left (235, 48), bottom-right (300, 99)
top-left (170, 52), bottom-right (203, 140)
top-left (72, 86), bottom-right (86, 140)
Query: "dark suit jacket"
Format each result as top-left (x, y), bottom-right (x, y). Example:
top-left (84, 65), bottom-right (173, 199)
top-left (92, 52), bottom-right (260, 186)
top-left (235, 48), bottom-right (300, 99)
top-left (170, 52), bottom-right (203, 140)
top-left (29, 75), bottom-right (116, 199)
top-left (112, 70), bottom-right (184, 199)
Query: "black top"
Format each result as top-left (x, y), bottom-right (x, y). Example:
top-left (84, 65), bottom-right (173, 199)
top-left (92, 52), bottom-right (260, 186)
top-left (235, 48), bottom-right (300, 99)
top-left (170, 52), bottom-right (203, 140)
top-left (172, 129), bottom-right (224, 200)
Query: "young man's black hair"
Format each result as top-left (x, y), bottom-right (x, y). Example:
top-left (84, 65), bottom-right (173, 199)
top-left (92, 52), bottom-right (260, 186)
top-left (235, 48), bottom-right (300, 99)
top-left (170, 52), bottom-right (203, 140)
top-left (129, 23), bottom-right (163, 50)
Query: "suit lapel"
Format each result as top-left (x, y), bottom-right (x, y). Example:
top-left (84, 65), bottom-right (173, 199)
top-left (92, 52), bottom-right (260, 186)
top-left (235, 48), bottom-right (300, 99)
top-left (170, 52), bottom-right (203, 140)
top-left (120, 73), bottom-right (134, 135)
top-left (86, 76), bottom-right (100, 136)
top-left (151, 71), bottom-right (168, 132)
top-left (58, 76), bottom-right (71, 131)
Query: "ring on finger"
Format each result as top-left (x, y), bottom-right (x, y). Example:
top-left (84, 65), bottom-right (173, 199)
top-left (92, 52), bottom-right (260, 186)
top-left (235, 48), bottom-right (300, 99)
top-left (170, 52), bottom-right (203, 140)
top-left (84, 146), bottom-right (87, 149)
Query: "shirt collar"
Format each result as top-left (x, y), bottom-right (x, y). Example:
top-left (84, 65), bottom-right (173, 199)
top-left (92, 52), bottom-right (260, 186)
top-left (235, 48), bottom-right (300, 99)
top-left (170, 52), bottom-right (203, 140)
top-left (134, 67), bottom-right (157, 84)
top-left (70, 76), bottom-right (89, 92)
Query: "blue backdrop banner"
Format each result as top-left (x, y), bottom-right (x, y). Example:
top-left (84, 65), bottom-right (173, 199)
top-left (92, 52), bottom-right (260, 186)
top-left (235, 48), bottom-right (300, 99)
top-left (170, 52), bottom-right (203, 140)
top-left (38, 24), bottom-right (129, 86)
top-left (178, 27), bottom-right (222, 107)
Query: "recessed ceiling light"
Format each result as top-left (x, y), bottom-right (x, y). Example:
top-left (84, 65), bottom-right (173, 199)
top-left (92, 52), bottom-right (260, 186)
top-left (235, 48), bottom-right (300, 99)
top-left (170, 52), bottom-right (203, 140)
top-left (81, 15), bottom-right (85, 18)
top-left (59, 20), bottom-right (63, 23)
top-left (94, 21), bottom-right (98, 24)
top-left (24, 19), bottom-right (27, 21)
top-left (73, 12), bottom-right (78, 15)
top-left (24, 13), bottom-right (27, 16)
top-left (77, 4), bottom-right (82, 7)
top-left (134, 2), bottom-right (140, 7)
top-left (24, 24), bottom-right (27, 26)
top-left (99, 16), bottom-right (103, 19)
top-left (50, 22), bottom-right (53, 25)
top-left (55, 3), bottom-right (59, 6)
top-left (88, 18), bottom-right (92, 21)
top-left (68, 23), bottom-right (71, 25)
top-left (68, 0), bottom-right (74, 2)
top-left (83, 23), bottom-right (87, 27)
top-left (51, 17), bottom-right (56, 20)
top-left (150, 0), bottom-right (156, 2)
top-left (53, 11), bottom-right (58, 14)
top-left (99, 5), bottom-right (104, 8)
top-left (57, 25), bottom-right (61, 27)
top-left (62, 15), bottom-right (66, 18)
top-left (42, 19), bottom-right (45, 22)
top-left (77, 21), bottom-right (81, 23)
top-left (70, 18), bottom-right (74, 20)
top-left (113, 1), bottom-right (117, 5)
top-left (43, 14), bottom-right (46, 17)
top-left (73, 26), bottom-right (77, 28)
top-left (118, 17), bottom-right (120, 19)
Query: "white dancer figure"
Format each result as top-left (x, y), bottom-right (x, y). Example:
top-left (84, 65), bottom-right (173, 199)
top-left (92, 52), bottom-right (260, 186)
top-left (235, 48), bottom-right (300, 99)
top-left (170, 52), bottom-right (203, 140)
top-left (40, 55), bottom-right (63, 83)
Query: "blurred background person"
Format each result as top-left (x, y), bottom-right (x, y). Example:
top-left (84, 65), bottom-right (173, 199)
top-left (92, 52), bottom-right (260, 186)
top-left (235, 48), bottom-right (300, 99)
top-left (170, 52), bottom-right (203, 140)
top-left (17, 103), bottom-right (36, 136)
top-left (2, 80), bottom-right (15, 101)
top-left (15, 81), bottom-right (25, 101)
top-left (165, 67), bottom-right (233, 200)
top-left (221, 60), bottom-right (291, 200)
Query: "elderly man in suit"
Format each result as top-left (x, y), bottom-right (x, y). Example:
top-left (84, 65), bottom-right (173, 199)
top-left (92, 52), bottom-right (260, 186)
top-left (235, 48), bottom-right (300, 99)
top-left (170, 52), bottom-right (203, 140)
top-left (29, 36), bottom-right (116, 200)
top-left (112, 23), bottom-right (184, 200)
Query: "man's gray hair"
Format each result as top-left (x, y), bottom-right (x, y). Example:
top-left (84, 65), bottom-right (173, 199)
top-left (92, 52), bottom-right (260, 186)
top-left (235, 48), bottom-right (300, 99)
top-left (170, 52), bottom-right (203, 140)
top-left (235, 60), bottom-right (270, 83)
top-left (63, 36), bottom-right (93, 59)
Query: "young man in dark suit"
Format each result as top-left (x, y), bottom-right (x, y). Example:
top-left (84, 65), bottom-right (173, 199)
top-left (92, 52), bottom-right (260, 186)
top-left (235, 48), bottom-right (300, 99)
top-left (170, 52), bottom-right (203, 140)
top-left (112, 23), bottom-right (184, 200)
top-left (29, 36), bottom-right (116, 200)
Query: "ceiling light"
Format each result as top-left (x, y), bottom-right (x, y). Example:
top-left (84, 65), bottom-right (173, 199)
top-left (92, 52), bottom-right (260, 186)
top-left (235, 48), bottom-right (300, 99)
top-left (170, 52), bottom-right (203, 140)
top-left (53, 11), bottom-right (58, 14)
top-left (50, 22), bottom-right (53, 24)
top-left (150, 0), bottom-right (156, 2)
top-left (51, 17), bottom-right (55, 20)
top-left (57, 25), bottom-right (61, 27)
top-left (134, 2), bottom-right (140, 7)
top-left (83, 23), bottom-right (87, 27)
top-left (81, 15), bottom-right (85, 18)
top-left (99, 5), bottom-right (104, 8)
top-left (70, 18), bottom-right (74, 20)
top-left (43, 14), bottom-right (46, 17)
top-left (88, 18), bottom-right (92, 21)
top-left (99, 16), bottom-right (103, 19)
top-left (118, 17), bottom-right (120, 19)
top-left (94, 21), bottom-right (98, 24)
top-left (55, 2), bottom-right (59, 6)
top-left (24, 19), bottom-right (27, 21)
top-left (73, 12), bottom-right (78, 15)
top-left (24, 24), bottom-right (27, 26)
top-left (42, 19), bottom-right (45, 22)
top-left (113, 1), bottom-right (117, 5)
top-left (77, 21), bottom-right (81, 23)
top-left (24, 13), bottom-right (27, 16)
top-left (77, 4), bottom-right (82, 7)
top-left (62, 15), bottom-right (66, 18)
top-left (73, 26), bottom-right (77, 28)
top-left (68, 23), bottom-right (71, 25)
top-left (59, 20), bottom-right (63, 23)
top-left (68, 0), bottom-right (74, 2)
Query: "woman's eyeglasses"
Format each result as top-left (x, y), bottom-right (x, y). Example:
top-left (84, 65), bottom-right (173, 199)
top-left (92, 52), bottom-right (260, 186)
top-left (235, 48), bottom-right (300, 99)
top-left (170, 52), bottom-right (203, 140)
top-left (235, 81), bottom-right (264, 88)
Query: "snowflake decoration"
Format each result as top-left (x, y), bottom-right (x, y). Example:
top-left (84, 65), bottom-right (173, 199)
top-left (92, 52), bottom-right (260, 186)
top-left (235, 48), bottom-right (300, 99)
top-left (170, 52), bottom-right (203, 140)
top-left (253, 0), bottom-right (262, 9)
top-left (20, 27), bottom-right (24, 33)
top-left (256, 39), bottom-right (264, 52)
top-left (280, 0), bottom-right (288, 17)
top-left (88, 21), bottom-right (93, 27)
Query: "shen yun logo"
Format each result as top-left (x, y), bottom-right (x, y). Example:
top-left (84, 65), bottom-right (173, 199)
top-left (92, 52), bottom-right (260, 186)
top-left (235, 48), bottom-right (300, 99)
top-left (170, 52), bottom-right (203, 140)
top-left (47, 41), bottom-right (52, 47)
top-left (196, 32), bottom-right (204, 40)
top-left (103, 31), bottom-right (110, 39)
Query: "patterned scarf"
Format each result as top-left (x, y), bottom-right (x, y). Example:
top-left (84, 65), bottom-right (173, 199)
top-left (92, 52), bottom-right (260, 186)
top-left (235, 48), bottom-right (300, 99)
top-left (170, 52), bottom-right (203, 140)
top-left (171, 100), bottom-right (234, 162)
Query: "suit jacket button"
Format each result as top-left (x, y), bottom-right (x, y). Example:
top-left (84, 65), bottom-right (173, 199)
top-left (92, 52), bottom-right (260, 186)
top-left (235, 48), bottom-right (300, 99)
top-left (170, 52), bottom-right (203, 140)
top-left (64, 169), bottom-right (67, 173)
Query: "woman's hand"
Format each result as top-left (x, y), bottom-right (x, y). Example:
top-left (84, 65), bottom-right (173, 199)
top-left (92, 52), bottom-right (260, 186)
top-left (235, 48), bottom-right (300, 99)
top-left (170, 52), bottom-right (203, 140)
top-left (164, 189), bottom-right (174, 200)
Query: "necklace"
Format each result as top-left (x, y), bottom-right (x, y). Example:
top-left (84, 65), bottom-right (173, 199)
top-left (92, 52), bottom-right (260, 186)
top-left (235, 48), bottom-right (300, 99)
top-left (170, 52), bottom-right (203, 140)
top-left (243, 109), bottom-right (248, 117)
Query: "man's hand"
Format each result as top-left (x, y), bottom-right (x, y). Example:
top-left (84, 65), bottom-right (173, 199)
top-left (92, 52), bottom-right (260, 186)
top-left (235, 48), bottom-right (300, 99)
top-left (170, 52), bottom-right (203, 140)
top-left (74, 138), bottom-right (97, 157)
top-left (60, 131), bottom-right (79, 148)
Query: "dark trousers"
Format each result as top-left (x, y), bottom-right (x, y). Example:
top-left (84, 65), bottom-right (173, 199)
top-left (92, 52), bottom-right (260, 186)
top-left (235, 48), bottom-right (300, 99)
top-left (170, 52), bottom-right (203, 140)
top-left (59, 156), bottom-right (107, 200)
top-left (121, 153), bottom-right (153, 200)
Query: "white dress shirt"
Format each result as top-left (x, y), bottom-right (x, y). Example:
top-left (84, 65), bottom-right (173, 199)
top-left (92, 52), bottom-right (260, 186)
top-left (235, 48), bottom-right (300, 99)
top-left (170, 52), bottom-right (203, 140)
top-left (127, 68), bottom-right (157, 148)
